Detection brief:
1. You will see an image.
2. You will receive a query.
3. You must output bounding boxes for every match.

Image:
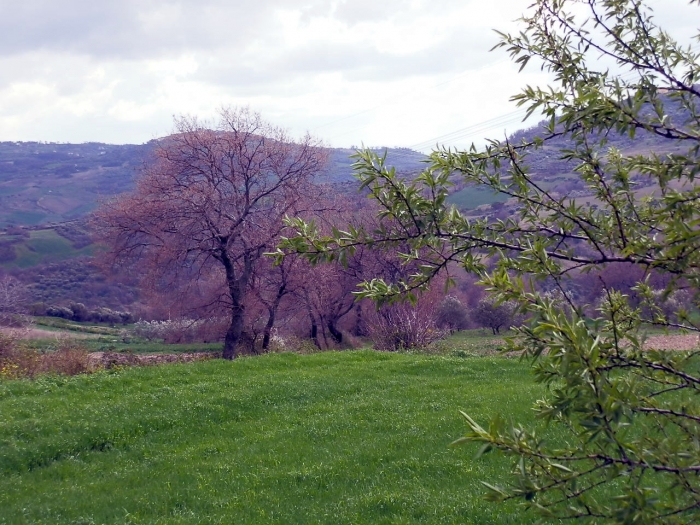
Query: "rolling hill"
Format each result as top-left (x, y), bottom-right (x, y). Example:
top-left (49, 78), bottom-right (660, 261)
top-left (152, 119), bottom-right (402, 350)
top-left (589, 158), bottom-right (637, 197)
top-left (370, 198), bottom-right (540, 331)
top-left (0, 141), bottom-right (426, 229)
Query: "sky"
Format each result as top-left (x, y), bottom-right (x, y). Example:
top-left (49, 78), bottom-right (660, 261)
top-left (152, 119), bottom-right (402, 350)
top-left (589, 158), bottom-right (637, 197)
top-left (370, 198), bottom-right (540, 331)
top-left (0, 0), bottom-right (696, 151)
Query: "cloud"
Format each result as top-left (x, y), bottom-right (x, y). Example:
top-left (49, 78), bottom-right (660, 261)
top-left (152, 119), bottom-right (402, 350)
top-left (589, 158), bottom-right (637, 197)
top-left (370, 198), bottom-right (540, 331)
top-left (0, 0), bottom-right (696, 146)
top-left (0, 0), bottom-right (285, 59)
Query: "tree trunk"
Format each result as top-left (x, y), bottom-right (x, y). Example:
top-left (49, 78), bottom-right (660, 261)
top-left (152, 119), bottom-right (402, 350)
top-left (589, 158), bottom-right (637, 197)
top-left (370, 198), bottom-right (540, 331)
top-left (327, 319), bottom-right (343, 344)
top-left (223, 303), bottom-right (245, 359)
top-left (303, 288), bottom-right (321, 349)
top-left (262, 284), bottom-right (286, 350)
top-left (353, 302), bottom-right (366, 336)
top-left (222, 252), bottom-right (254, 360)
top-left (310, 314), bottom-right (320, 349)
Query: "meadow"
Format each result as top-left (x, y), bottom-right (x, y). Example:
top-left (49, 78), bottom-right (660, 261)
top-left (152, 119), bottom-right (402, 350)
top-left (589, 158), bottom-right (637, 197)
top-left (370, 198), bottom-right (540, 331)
top-left (0, 350), bottom-right (554, 524)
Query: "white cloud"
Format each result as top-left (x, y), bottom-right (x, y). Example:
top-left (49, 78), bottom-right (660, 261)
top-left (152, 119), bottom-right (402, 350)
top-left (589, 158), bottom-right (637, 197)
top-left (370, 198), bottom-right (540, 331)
top-left (0, 0), bottom-right (695, 148)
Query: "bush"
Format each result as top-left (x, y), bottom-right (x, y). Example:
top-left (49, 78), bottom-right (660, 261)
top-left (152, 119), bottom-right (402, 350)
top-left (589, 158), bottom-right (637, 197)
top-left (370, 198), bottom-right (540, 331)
top-left (0, 333), bottom-right (91, 379)
top-left (367, 303), bottom-right (447, 351)
top-left (46, 305), bottom-right (75, 319)
top-left (0, 276), bottom-right (28, 326)
top-left (131, 318), bottom-right (226, 344)
top-left (44, 303), bottom-right (134, 325)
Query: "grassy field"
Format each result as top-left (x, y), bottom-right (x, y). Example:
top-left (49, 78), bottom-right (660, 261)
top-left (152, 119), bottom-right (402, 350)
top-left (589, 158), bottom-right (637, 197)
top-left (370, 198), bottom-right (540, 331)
top-left (0, 351), bottom-right (554, 524)
top-left (7, 229), bottom-right (95, 268)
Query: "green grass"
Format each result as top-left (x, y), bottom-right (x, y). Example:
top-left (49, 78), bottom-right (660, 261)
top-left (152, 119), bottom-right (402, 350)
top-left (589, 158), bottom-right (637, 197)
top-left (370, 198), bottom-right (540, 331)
top-left (29, 317), bottom-right (221, 354)
top-left (432, 329), bottom-right (512, 357)
top-left (8, 229), bottom-right (94, 268)
top-left (0, 352), bottom-right (553, 524)
top-left (33, 316), bottom-right (123, 335)
top-left (81, 340), bottom-right (222, 354)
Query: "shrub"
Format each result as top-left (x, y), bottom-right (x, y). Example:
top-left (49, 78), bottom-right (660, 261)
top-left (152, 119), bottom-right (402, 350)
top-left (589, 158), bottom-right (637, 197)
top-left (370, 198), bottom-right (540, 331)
top-left (367, 303), bottom-right (447, 351)
top-left (0, 276), bottom-right (28, 326)
top-left (131, 318), bottom-right (226, 344)
top-left (0, 333), bottom-right (90, 379)
top-left (46, 305), bottom-right (74, 319)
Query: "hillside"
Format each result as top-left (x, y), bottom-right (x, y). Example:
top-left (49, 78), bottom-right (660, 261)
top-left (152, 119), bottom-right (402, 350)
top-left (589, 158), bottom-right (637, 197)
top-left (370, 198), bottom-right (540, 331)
top-left (0, 142), bottom-right (425, 307)
top-left (447, 92), bottom-right (696, 213)
top-left (0, 141), bottom-right (426, 228)
top-left (0, 92), bottom-right (692, 282)
top-left (0, 141), bottom-right (150, 227)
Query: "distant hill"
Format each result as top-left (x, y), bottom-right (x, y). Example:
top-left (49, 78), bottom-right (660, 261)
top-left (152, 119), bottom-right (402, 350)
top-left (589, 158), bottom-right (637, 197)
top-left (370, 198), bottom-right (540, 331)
top-left (447, 92), bottom-right (696, 213)
top-left (0, 141), bottom-right (426, 228)
top-left (0, 141), bottom-right (150, 227)
top-left (2, 90), bottom-right (693, 276)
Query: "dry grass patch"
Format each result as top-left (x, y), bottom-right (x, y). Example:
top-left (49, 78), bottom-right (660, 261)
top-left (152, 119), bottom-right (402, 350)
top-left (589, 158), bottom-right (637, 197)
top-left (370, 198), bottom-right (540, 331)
top-left (645, 333), bottom-right (699, 351)
top-left (0, 326), bottom-right (97, 340)
top-left (87, 351), bottom-right (217, 369)
top-left (0, 332), bottom-right (92, 379)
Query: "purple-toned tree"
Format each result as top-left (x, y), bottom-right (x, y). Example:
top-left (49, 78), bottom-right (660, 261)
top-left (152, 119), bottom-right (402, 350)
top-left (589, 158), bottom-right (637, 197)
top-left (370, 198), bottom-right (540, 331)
top-left (94, 107), bottom-right (326, 359)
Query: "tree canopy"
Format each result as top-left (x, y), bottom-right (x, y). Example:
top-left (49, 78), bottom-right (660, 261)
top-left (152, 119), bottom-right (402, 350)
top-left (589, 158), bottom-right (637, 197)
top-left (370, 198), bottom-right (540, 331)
top-left (281, 0), bottom-right (700, 521)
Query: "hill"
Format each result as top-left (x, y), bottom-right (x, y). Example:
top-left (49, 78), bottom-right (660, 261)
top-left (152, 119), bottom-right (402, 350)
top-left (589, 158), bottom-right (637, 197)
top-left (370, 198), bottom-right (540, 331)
top-left (447, 91), bottom-right (696, 213)
top-left (0, 141), bottom-right (150, 227)
top-left (0, 141), bottom-right (426, 228)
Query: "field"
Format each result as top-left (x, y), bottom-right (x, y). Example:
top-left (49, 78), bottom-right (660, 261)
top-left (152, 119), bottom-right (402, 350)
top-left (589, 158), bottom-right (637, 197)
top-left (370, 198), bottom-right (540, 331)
top-left (0, 351), bottom-right (552, 525)
top-left (1, 229), bottom-right (95, 269)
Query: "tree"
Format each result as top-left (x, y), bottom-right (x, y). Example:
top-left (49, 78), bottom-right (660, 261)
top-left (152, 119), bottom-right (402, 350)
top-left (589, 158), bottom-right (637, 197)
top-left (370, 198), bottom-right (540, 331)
top-left (0, 276), bottom-right (28, 326)
top-left (94, 107), bottom-right (326, 359)
top-left (435, 295), bottom-right (470, 332)
top-left (471, 297), bottom-right (517, 335)
top-left (249, 250), bottom-right (307, 351)
top-left (282, 0), bottom-right (700, 521)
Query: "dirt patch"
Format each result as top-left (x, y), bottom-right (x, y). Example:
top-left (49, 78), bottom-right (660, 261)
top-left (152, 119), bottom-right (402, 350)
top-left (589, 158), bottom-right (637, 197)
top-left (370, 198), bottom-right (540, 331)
top-left (644, 334), bottom-right (699, 351)
top-left (87, 351), bottom-right (219, 370)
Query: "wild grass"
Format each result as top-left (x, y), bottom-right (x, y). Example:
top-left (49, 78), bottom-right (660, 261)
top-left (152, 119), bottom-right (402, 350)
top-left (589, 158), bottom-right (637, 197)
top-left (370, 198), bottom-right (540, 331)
top-left (0, 351), bottom-right (554, 524)
top-left (428, 329), bottom-right (512, 358)
top-left (0, 334), bottom-right (91, 379)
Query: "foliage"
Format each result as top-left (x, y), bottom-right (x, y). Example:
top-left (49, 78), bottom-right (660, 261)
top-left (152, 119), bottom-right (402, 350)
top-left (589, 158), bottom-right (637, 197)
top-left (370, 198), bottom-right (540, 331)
top-left (0, 276), bottom-right (28, 326)
top-left (44, 302), bottom-right (134, 325)
top-left (0, 332), bottom-right (91, 379)
top-left (0, 352), bottom-right (547, 524)
top-left (131, 317), bottom-right (226, 344)
top-left (282, 0), bottom-right (700, 521)
top-left (17, 256), bottom-right (139, 309)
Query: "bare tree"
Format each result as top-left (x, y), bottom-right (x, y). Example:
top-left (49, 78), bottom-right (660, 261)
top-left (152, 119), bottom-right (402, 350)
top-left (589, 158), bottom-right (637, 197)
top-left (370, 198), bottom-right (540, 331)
top-left (435, 295), bottom-right (469, 333)
top-left (94, 107), bottom-right (326, 359)
top-left (471, 297), bottom-right (518, 335)
top-left (0, 276), bottom-right (28, 326)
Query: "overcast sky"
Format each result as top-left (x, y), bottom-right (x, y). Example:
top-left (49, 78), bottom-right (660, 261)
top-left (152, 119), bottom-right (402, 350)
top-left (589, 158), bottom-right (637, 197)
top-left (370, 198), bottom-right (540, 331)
top-left (0, 0), bottom-right (696, 151)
